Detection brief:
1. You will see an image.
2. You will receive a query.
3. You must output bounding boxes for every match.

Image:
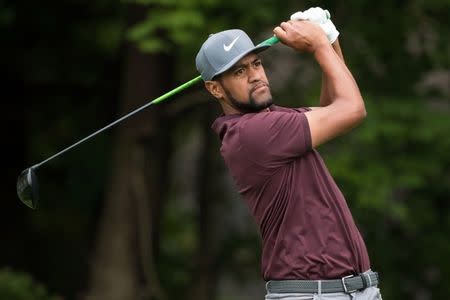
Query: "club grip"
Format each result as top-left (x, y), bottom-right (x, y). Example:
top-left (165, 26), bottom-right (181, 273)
top-left (257, 36), bottom-right (280, 47)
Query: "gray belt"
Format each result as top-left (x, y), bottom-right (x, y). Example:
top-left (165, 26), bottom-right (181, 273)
top-left (266, 271), bottom-right (379, 294)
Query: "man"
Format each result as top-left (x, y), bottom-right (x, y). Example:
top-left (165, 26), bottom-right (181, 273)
top-left (195, 7), bottom-right (382, 300)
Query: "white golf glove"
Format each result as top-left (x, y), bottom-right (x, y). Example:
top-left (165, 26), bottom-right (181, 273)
top-left (290, 7), bottom-right (340, 44)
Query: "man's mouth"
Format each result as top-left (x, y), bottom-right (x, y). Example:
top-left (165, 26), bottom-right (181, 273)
top-left (250, 82), bottom-right (269, 94)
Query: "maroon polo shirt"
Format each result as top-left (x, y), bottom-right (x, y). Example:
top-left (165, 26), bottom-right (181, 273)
top-left (211, 105), bottom-right (370, 281)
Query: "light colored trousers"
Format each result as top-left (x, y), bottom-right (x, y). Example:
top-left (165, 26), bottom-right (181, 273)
top-left (265, 286), bottom-right (382, 300)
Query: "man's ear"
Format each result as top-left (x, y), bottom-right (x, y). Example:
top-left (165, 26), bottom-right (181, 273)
top-left (205, 81), bottom-right (224, 99)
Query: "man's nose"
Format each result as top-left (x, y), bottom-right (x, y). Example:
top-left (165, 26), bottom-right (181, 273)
top-left (248, 67), bottom-right (262, 82)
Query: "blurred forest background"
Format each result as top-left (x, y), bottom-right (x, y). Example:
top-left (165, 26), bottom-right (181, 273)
top-left (1, 0), bottom-right (449, 299)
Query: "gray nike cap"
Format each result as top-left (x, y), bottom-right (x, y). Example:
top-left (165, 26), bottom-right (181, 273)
top-left (196, 29), bottom-right (271, 81)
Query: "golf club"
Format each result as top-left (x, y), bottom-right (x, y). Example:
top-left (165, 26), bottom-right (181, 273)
top-left (16, 36), bottom-right (280, 210)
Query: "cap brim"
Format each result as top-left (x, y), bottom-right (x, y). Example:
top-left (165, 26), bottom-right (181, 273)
top-left (211, 44), bottom-right (271, 80)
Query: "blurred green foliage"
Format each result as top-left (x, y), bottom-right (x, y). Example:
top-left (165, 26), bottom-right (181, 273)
top-left (0, 269), bottom-right (60, 300)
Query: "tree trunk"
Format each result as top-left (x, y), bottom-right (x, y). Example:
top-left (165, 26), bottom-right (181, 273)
top-left (188, 107), bottom-right (220, 300)
top-left (83, 4), bottom-right (173, 300)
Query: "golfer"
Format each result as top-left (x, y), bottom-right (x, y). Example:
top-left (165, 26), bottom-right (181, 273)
top-left (196, 7), bottom-right (382, 300)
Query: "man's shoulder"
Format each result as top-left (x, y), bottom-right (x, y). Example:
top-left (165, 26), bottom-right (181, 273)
top-left (271, 105), bottom-right (311, 113)
top-left (211, 106), bottom-right (310, 138)
top-left (211, 113), bottom-right (242, 139)
top-left (222, 106), bottom-right (310, 136)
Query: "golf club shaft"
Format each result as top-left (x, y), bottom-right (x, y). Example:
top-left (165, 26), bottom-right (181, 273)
top-left (32, 75), bottom-right (202, 169)
top-left (31, 36), bottom-right (280, 170)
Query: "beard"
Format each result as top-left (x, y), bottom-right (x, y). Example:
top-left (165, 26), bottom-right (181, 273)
top-left (223, 82), bottom-right (273, 114)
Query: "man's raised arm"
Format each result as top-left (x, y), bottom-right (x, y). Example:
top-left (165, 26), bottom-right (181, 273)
top-left (274, 20), bottom-right (366, 148)
top-left (319, 39), bottom-right (345, 107)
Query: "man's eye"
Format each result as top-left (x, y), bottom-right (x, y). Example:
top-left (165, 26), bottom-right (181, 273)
top-left (254, 60), bottom-right (262, 67)
top-left (235, 68), bottom-right (245, 76)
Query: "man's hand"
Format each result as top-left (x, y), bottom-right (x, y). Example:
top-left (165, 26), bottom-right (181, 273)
top-left (273, 21), bottom-right (330, 53)
top-left (291, 7), bottom-right (330, 24)
top-left (290, 7), bottom-right (340, 44)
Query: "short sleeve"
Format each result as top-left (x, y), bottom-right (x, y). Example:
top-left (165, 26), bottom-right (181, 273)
top-left (239, 110), bottom-right (312, 169)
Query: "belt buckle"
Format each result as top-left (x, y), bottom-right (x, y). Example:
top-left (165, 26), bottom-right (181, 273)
top-left (341, 274), bottom-right (357, 294)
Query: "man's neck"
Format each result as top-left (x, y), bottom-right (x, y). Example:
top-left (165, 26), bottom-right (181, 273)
top-left (221, 102), bottom-right (272, 115)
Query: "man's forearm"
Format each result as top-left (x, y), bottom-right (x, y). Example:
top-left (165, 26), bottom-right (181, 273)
top-left (314, 42), bottom-right (364, 112)
top-left (319, 39), bottom-right (346, 107)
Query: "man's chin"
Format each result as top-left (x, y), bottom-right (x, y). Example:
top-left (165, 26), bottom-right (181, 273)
top-left (253, 96), bottom-right (273, 110)
top-left (228, 93), bottom-right (273, 114)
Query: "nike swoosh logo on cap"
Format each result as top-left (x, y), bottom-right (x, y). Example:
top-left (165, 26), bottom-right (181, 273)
top-left (223, 36), bottom-right (240, 52)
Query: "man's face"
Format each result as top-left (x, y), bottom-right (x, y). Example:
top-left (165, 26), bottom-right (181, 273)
top-left (213, 53), bottom-right (273, 113)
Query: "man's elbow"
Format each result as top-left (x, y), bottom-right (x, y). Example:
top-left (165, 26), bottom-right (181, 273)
top-left (358, 104), bottom-right (367, 121)
top-left (355, 102), bottom-right (367, 124)
top-left (333, 96), bottom-right (367, 127)
top-left (348, 101), bottom-right (367, 126)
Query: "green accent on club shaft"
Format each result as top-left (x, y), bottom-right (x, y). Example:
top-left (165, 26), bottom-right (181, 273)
top-left (257, 36), bottom-right (280, 47)
top-left (150, 75), bottom-right (202, 105)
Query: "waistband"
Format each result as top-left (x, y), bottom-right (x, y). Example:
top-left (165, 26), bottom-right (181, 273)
top-left (266, 270), bottom-right (379, 294)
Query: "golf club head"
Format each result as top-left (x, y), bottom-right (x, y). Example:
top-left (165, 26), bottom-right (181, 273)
top-left (17, 167), bottom-right (39, 209)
